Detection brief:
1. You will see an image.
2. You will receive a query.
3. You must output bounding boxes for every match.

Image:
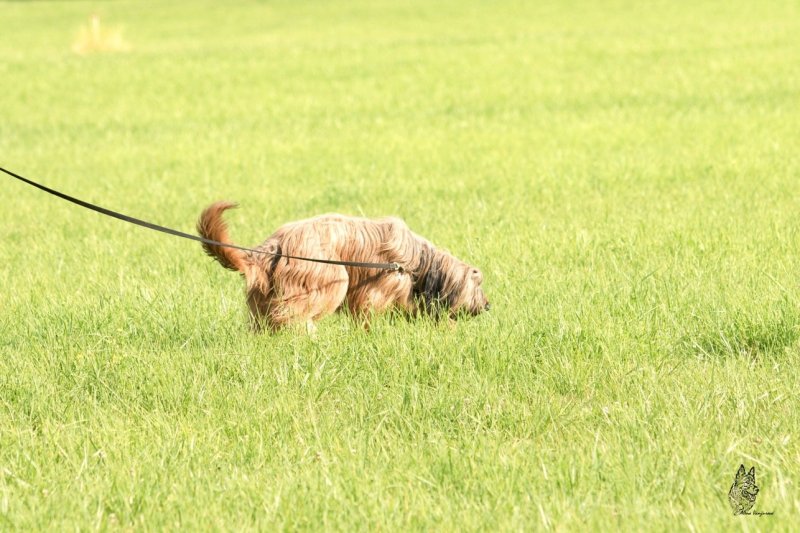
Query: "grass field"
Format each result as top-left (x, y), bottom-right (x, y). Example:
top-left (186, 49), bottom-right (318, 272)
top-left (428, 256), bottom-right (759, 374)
top-left (2, 0), bottom-right (799, 530)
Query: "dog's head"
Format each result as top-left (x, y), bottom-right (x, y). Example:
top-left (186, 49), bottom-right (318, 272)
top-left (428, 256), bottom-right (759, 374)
top-left (415, 250), bottom-right (490, 317)
top-left (736, 465), bottom-right (759, 501)
top-left (729, 464), bottom-right (759, 514)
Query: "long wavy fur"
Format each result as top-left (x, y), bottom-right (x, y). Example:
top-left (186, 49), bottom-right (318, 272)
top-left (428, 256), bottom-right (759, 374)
top-left (198, 202), bottom-right (489, 331)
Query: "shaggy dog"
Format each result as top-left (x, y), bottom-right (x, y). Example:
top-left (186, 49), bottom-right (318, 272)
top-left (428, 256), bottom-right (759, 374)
top-left (198, 202), bottom-right (490, 332)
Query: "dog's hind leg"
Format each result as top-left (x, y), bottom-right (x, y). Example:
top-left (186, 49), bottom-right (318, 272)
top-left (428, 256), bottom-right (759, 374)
top-left (266, 264), bottom-right (349, 333)
top-left (246, 287), bottom-right (272, 333)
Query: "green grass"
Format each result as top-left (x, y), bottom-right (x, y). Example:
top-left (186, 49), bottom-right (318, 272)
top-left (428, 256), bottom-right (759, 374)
top-left (1, 0), bottom-right (799, 530)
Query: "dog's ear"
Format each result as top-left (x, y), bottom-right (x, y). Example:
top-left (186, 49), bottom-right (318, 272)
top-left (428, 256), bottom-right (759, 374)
top-left (421, 259), bottom-right (447, 314)
top-left (419, 255), bottom-right (460, 316)
top-left (748, 467), bottom-right (755, 479)
top-left (736, 464), bottom-right (746, 479)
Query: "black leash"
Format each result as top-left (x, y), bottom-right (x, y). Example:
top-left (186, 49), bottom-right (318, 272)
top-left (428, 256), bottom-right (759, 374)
top-left (0, 165), bottom-right (403, 272)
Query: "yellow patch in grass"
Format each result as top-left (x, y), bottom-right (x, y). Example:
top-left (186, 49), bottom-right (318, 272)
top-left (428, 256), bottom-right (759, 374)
top-left (72, 15), bottom-right (130, 54)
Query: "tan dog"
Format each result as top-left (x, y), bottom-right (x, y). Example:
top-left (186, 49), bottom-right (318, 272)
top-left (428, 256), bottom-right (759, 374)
top-left (198, 202), bottom-right (489, 332)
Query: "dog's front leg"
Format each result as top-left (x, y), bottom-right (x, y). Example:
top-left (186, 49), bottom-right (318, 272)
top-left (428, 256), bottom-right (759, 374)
top-left (305, 319), bottom-right (318, 337)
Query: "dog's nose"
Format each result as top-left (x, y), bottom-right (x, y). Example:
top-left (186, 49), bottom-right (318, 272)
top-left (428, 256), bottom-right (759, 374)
top-left (484, 302), bottom-right (491, 311)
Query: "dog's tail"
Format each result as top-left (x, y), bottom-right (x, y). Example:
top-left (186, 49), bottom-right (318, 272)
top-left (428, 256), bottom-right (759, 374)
top-left (197, 201), bottom-right (247, 272)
